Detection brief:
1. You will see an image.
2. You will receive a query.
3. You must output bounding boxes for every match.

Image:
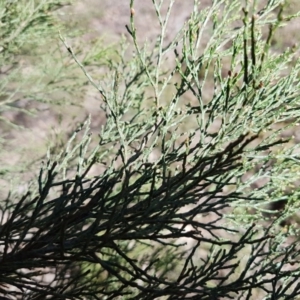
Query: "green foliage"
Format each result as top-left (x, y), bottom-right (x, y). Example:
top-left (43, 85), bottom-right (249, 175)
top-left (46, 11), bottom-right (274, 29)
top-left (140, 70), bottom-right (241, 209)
top-left (1, 0), bottom-right (300, 299)
top-left (0, 0), bottom-right (112, 187)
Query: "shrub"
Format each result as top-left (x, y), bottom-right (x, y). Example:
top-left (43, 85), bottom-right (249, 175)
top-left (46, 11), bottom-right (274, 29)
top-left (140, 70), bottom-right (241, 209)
top-left (0, 0), bottom-right (111, 187)
top-left (1, 0), bottom-right (300, 299)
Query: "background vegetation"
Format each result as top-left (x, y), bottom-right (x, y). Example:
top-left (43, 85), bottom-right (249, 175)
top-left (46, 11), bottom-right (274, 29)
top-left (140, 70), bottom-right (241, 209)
top-left (1, 0), bottom-right (300, 299)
